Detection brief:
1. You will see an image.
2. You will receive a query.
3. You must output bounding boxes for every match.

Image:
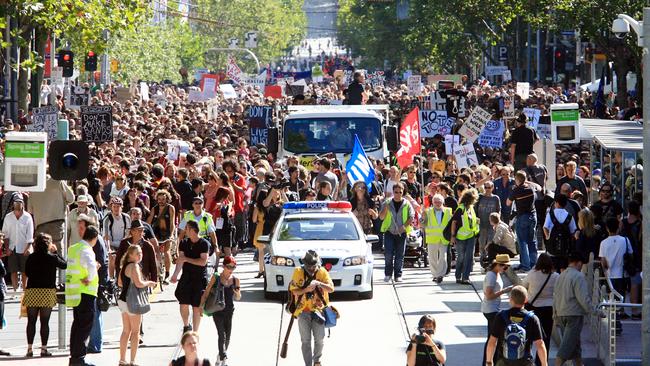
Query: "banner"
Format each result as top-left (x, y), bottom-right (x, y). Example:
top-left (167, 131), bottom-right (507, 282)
top-left (419, 110), bottom-right (455, 138)
top-left (27, 106), bottom-right (58, 141)
top-left (242, 70), bottom-right (267, 89)
top-left (219, 84), bottom-right (238, 99)
top-left (444, 134), bottom-right (460, 155)
top-left (367, 71), bottom-right (385, 87)
top-left (408, 75), bottom-right (422, 96)
top-left (503, 96), bottom-right (515, 119)
top-left (429, 91), bottom-right (447, 111)
top-left (478, 120), bottom-right (505, 148)
top-left (396, 107), bottom-right (421, 168)
top-left (458, 106), bottom-right (491, 143)
top-left (516, 82), bottom-right (530, 99)
top-left (272, 70), bottom-right (312, 80)
top-left (453, 143), bottom-right (479, 169)
top-left (226, 56), bottom-right (244, 85)
top-left (523, 108), bottom-right (541, 129)
top-left (247, 105), bottom-right (273, 146)
top-left (80, 105), bottom-right (113, 143)
top-left (426, 74), bottom-right (464, 87)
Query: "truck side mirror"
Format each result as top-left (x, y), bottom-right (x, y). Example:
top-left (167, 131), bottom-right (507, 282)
top-left (267, 127), bottom-right (279, 154)
top-left (385, 125), bottom-right (399, 152)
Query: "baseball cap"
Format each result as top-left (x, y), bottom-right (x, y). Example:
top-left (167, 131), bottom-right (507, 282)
top-left (130, 219), bottom-right (144, 230)
top-left (76, 195), bottom-right (89, 204)
top-left (192, 196), bottom-right (204, 203)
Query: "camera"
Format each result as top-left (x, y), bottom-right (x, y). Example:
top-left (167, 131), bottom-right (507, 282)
top-left (414, 335), bottom-right (426, 344)
top-left (611, 18), bottom-right (630, 39)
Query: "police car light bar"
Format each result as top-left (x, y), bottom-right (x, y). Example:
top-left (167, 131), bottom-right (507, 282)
top-left (283, 201), bottom-right (352, 212)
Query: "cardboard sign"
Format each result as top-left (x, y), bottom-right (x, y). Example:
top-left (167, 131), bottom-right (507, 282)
top-left (248, 106), bottom-right (273, 146)
top-left (80, 105), bottom-right (113, 143)
top-left (453, 143), bottom-right (479, 169)
top-left (458, 106), bottom-right (491, 143)
top-left (114, 87), bottom-right (131, 104)
top-left (503, 96), bottom-right (515, 119)
top-left (219, 84), bottom-right (238, 99)
top-left (419, 110), bottom-right (455, 138)
top-left (264, 85), bottom-right (283, 99)
top-left (408, 75), bottom-right (422, 96)
top-left (201, 74), bottom-right (220, 93)
top-left (516, 82), bottom-right (530, 99)
top-left (478, 120), bottom-right (505, 148)
top-left (27, 106), bottom-right (58, 141)
top-left (429, 91), bottom-right (447, 111)
top-left (523, 108), bottom-right (541, 129)
top-left (444, 134), bottom-right (460, 155)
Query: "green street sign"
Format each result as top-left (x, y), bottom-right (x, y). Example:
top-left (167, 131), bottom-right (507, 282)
top-left (5, 141), bottom-right (45, 159)
top-left (551, 109), bottom-right (579, 122)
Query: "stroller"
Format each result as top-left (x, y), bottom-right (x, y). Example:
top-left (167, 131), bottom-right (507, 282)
top-left (403, 229), bottom-right (428, 268)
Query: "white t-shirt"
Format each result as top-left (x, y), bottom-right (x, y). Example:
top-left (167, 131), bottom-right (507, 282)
top-left (543, 208), bottom-right (577, 233)
top-left (599, 235), bottom-right (633, 279)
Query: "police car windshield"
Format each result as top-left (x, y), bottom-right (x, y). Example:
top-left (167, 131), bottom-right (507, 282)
top-left (283, 117), bottom-right (381, 153)
top-left (276, 217), bottom-right (359, 241)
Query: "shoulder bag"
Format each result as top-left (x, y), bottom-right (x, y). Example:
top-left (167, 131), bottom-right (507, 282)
top-left (622, 237), bottom-right (637, 277)
top-left (126, 280), bottom-right (151, 315)
top-left (524, 273), bottom-right (552, 311)
top-left (204, 274), bottom-right (226, 314)
top-left (315, 287), bottom-right (339, 328)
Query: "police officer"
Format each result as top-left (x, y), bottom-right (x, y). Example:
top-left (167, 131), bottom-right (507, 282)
top-left (66, 225), bottom-right (100, 366)
top-left (379, 182), bottom-right (415, 283)
top-left (422, 194), bottom-right (452, 283)
top-left (178, 196), bottom-right (219, 257)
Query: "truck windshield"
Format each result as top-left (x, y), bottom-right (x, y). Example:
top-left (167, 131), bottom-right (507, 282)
top-left (284, 117), bottom-right (381, 153)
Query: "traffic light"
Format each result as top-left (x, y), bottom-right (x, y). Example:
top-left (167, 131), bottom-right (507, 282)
top-left (48, 140), bottom-right (89, 181)
top-left (554, 47), bottom-right (567, 74)
top-left (58, 50), bottom-right (74, 77)
top-left (85, 51), bottom-right (97, 72)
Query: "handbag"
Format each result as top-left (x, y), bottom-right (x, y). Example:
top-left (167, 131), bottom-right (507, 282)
top-left (315, 288), bottom-right (339, 328)
top-left (204, 275), bottom-right (226, 314)
top-left (524, 273), bottom-right (552, 311)
top-left (622, 237), bottom-right (637, 277)
top-left (126, 281), bottom-right (151, 315)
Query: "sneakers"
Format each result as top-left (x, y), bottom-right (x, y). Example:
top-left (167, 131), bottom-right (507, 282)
top-left (383, 276), bottom-right (391, 282)
top-left (218, 356), bottom-right (228, 366)
top-left (395, 277), bottom-right (403, 283)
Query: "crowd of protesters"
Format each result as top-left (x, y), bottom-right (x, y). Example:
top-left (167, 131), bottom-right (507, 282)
top-left (0, 66), bottom-right (644, 366)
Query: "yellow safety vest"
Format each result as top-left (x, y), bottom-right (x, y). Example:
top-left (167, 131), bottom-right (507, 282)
top-left (65, 241), bottom-right (99, 307)
top-left (456, 204), bottom-right (479, 240)
top-left (183, 210), bottom-right (213, 238)
top-left (380, 200), bottom-right (412, 234)
top-left (424, 207), bottom-right (452, 245)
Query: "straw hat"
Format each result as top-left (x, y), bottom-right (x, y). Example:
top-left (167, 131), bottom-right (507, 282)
top-left (493, 254), bottom-right (511, 265)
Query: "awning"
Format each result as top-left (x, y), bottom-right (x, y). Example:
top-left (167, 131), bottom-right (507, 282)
top-left (579, 118), bottom-right (643, 153)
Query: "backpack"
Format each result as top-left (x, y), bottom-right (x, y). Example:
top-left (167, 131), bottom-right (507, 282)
top-left (105, 213), bottom-right (129, 240)
top-left (500, 310), bottom-right (533, 360)
top-left (547, 209), bottom-right (573, 256)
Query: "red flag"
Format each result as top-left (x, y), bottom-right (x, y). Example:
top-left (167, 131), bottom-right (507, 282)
top-left (396, 107), bottom-right (421, 168)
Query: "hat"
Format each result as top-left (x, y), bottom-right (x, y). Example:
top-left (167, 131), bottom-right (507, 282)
top-left (13, 195), bottom-right (24, 204)
top-left (493, 254), bottom-right (511, 265)
top-left (302, 250), bottom-right (320, 266)
top-left (192, 196), bottom-right (204, 203)
top-left (223, 256), bottom-right (237, 267)
top-left (76, 195), bottom-right (89, 204)
top-left (130, 219), bottom-right (144, 230)
top-left (110, 196), bottom-right (123, 205)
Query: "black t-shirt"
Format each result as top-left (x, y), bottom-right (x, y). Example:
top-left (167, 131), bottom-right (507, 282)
top-left (591, 199), bottom-right (623, 221)
top-left (406, 340), bottom-right (445, 366)
top-left (555, 176), bottom-right (588, 199)
top-left (178, 237), bottom-right (210, 278)
top-left (444, 196), bottom-right (458, 212)
top-left (401, 179), bottom-right (422, 200)
top-left (509, 184), bottom-right (536, 215)
top-left (489, 308), bottom-right (542, 361)
top-left (345, 81), bottom-right (364, 105)
top-left (524, 165), bottom-right (547, 195)
top-left (510, 126), bottom-right (537, 156)
top-left (175, 179), bottom-right (195, 211)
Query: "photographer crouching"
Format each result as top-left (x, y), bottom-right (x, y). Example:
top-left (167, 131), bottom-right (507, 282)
top-left (406, 315), bottom-right (447, 366)
top-left (289, 250), bottom-right (335, 366)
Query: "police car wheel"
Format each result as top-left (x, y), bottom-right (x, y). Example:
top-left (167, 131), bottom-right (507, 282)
top-left (359, 280), bottom-right (373, 300)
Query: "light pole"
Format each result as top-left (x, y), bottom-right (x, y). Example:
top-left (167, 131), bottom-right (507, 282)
top-left (205, 47), bottom-right (261, 74)
top-left (613, 9), bottom-right (649, 366)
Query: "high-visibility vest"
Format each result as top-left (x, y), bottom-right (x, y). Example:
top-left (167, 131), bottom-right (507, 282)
top-left (424, 207), bottom-right (452, 245)
top-left (183, 210), bottom-right (213, 238)
top-left (65, 241), bottom-right (98, 307)
top-left (456, 204), bottom-right (479, 240)
top-left (380, 200), bottom-right (412, 234)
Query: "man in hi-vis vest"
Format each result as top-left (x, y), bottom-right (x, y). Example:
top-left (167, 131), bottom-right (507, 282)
top-left (379, 182), bottom-right (414, 283)
top-left (66, 225), bottom-right (100, 366)
top-left (421, 194), bottom-right (452, 284)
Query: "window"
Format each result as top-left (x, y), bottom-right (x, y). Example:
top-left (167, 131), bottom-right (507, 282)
top-left (277, 217), bottom-right (359, 241)
top-left (284, 117), bottom-right (381, 153)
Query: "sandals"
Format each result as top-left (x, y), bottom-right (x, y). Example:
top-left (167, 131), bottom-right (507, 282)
top-left (118, 361), bottom-right (129, 366)
top-left (254, 272), bottom-right (264, 278)
top-left (25, 350), bottom-right (33, 357)
top-left (41, 349), bottom-right (52, 357)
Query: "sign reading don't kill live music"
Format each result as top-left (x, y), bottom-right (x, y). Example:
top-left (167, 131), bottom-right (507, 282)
top-left (81, 105), bottom-right (113, 143)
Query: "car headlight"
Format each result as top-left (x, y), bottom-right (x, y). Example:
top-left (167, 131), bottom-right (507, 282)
top-left (271, 256), bottom-right (295, 266)
top-left (343, 256), bottom-right (367, 266)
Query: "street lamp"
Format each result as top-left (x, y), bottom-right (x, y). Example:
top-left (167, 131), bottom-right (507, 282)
top-left (612, 10), bottom-right (649, 366)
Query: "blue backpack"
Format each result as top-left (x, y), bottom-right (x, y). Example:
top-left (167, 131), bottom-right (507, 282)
top-left (500, 310), bottom-right (533, 360)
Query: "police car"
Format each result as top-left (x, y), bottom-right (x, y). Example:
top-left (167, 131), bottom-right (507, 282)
top-left (258, 201), bottom-right (377, 300)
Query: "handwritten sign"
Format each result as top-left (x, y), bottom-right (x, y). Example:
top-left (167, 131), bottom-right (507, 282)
top-left (419, 110), bottom-right (455, 138)
top-left (458, 106), bottom-right (491, 143)
top-left (69, 86), bottom-right (90, 110)
top-left (516, 82), bottom-right (530, 99)
top-left (27, 106), bottom-right (58, 141)
top-left (453, 143), bottom-right (479, 169)
top-left (429, 91), bottom-right (447, 111)
top-left (444, 135), bottom-right (460, 155)
top-left (503, 96), bottom-right (515, 119)
top-left (80, 105), bottom-right (113, 143)
top-left (248, 106), bottom-right (273, 146)
top-left (478, 120), bottom-right (505, 148)
top-left (523, 108), bottom-right (541, 129)
top-left (408, 75), bottom-right (422, 96)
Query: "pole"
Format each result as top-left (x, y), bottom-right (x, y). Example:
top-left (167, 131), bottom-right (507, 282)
top-left (526, 24), bottom-right (532, 82)
top-left (58, 218), bottom-right (67, 349)
top-left (49, 34), bottom-right (56, 106)
top-left (536, 30), bottom-right (541, 82)
top-left (552, 34), bottom-right (557, 84)
top-left (641, 10), bottom-right (650, 365)
top-left (205, 47), bottom-right (260, 74)
top-left (575, 29), bottom-right (581, 100)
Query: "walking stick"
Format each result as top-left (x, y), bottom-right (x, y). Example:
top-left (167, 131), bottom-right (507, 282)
top-left (280, 315), bottom-right (296, 358)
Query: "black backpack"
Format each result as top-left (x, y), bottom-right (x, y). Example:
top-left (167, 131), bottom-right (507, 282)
top-left (547, 209), bottom-right (573, 256)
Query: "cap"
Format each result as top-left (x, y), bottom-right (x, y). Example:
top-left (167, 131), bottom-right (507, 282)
top-left (192, 196), bottom-right (204, 203)
top-left (76, 195), bottom-right (89, 204)
top-left (13, 195), bottom-right (24, 203)
top-left (130, 219), bottom-right (144, 230)
top-left (223, 256), bottom-right (237, 266)
top-left (110, 196), bottom-right (123, 205)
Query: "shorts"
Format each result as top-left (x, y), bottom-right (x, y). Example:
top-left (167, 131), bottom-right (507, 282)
top-left (36, 220), bottom-right (65, 250)
top-left (174, 276), bottom-right (206, 307)
top-left (7, 252), bottom-right (28, 273)
top-left (117, 300), bottom-right (133, 315)
top-left (630, 273), bottom-right (642, 285)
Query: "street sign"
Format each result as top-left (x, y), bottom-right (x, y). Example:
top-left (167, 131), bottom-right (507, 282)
top-left (228, 38), bottom-right (239, 49)
top-left (498, 46), bottom-right (508, 62)
top-left (244, 32), bottom-right (257, 48)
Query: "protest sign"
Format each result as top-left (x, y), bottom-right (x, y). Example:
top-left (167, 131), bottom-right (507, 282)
top-left (153, 94), bottom-right (167, 108)
top-left (201, 74), bottom-right (220, 93)
top-left (502, 70), bottom-right (512, 81)
top-left (80, 105), bottom-right (113, 143)
top-left (429, 91), bottom-right (447, 111)
top-left (68, 86), bottom-right (90, 109)
top-left (188, 89), bottom-right (211, 103)
top-left (523, 107), bottom-right (541, 129)
top-left (226, 57), bottom-right (244, 85)
top-left (367, 71), bottom-right (385, 87)
top-left (264, 85), bottom-right (283, 99)
top-left (444, 134), bottom-right (460, 155)
top-left (51, 67), bottom-right (63, 88)
top-left (219, 84), bottom-right (238, 99)
top-left (426, 74), bottom-right (464, 87)
top-left (27, 106), bottom-right (58, 141)
top-left (207, 99), bottom-right (219, 121)
top-left (242, 70), bottom-right (267, 89)
top-left (478, 120), bottom-right (505, 148)
top-left (485, 66), bottom-right (509, 76)
top-left (453, 143), bottom-right (479, 169)
top-left (140, 82), bottom-right (150, 101)
top-left (516, 82), bottom-right (530, 99)
top-left (458, 106), bottom-right (492, 143)
top-left (194, 68), bottom-right (209, 82)
top-left (114, 87), bottom-right (131, 104)
top-left (248, 106), bottom-right (273, 146)
top-left (419, 110), bottom-right (455, 138)
top-left (166, 139), bottom-right (190, 161)
top-left (408, 75), bottom-right (422, 96)
top-left (503, 96), bottom-right (515, 119)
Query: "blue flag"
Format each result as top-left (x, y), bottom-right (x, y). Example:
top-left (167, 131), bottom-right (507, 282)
top-left (346, 135), bottom-right (375, 192)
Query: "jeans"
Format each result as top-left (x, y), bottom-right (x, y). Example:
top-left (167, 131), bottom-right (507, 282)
top-left (383, 232), bottom-right (406, 278)
top-left (213, 310), bottom-right (234, 359)
top-left (88, 303), bottom-right (103, 352)
top-left (298, 311), bottom-right (325, 366)
top-left (514, 213), bottom-right (537, 271)
top-left (455, 237), bottom-right (476, 281)
top-left (69, 294), bottom-right (96, 365)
